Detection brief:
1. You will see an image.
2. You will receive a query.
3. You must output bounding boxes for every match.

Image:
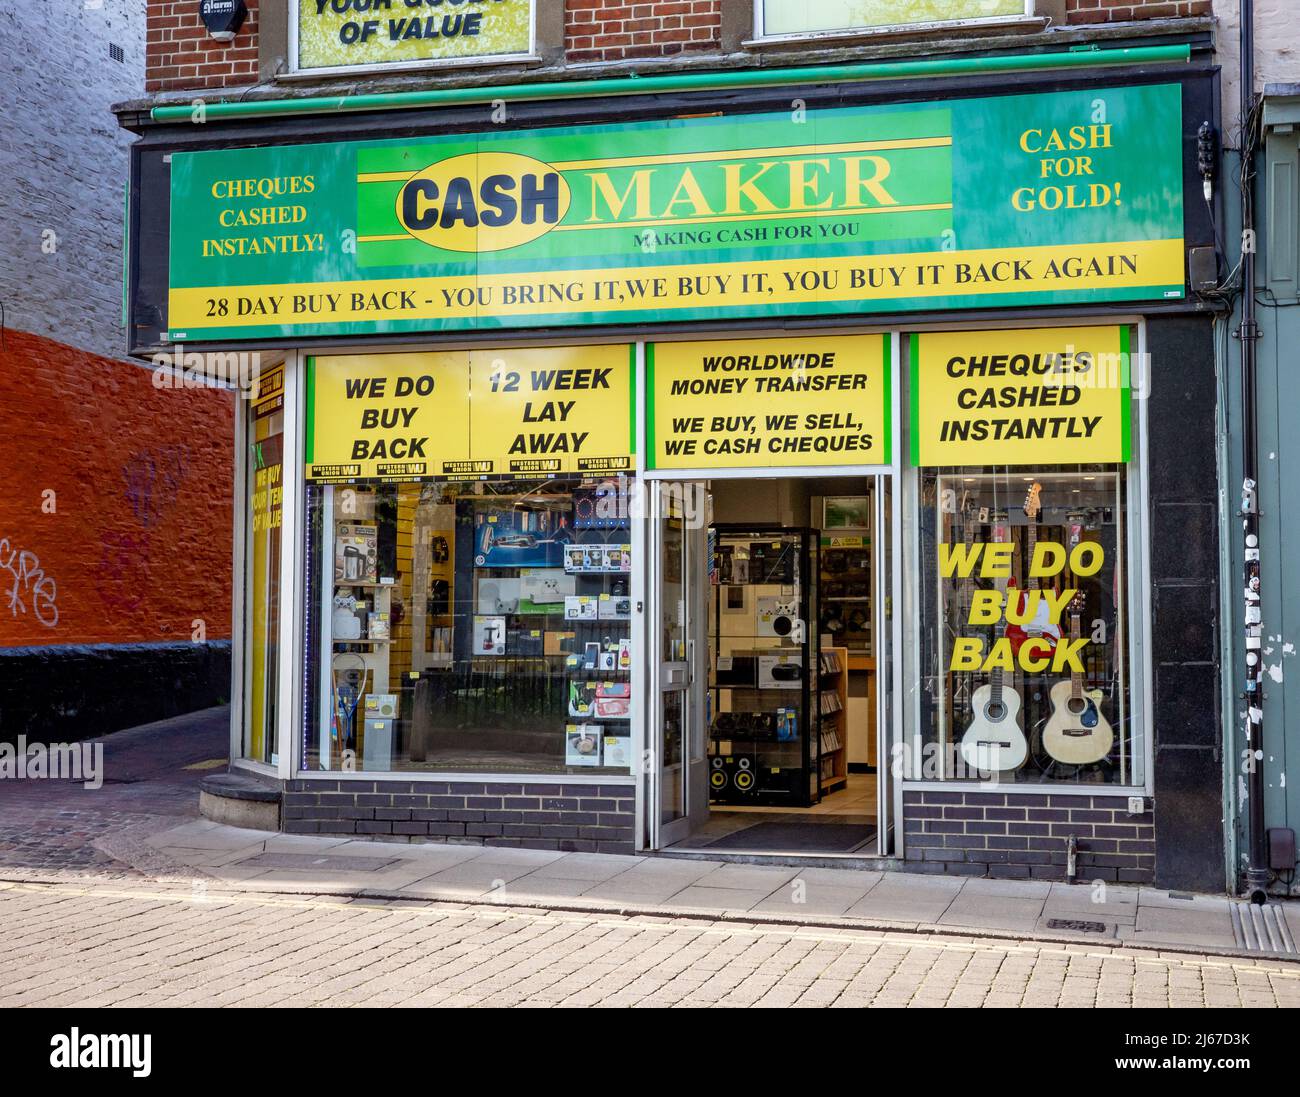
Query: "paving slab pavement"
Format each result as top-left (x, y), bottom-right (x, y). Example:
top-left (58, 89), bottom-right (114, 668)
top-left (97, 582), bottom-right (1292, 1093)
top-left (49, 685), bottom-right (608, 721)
top-left (79, 818), bottom-right (1290, 962)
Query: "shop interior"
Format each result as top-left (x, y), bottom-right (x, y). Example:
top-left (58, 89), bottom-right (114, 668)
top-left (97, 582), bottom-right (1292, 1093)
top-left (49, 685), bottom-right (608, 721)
top-left (310, 476), bottom-right (638, 777)
top-left (667, 475), bottom-right (883, 857)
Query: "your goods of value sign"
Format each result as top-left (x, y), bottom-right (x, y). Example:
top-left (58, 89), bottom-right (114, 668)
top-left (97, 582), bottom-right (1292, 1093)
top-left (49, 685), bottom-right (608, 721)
top-left (305, 345), bottom-right (634, 481)
top-left (166, 84), bottom-right (1184, 341)
top-left (296, 0), bottom-right (533, 73)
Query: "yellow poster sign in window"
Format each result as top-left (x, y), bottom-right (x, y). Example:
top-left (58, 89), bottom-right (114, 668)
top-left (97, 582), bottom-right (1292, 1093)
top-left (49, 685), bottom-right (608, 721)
top-left (910, 326), bottom-right (1131, 467)
top-left (306, 345), bottom-right (633, 481)
top-left (296, 0), bottom-right (533, 73)
top-left (648, 334), bottom-right (891, 471)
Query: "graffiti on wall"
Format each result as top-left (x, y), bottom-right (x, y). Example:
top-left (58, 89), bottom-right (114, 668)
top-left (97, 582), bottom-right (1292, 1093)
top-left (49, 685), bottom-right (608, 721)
top-left (122, 445), bottom-right (189, 527)
top-left (0, 538), bottom-right (58, 628)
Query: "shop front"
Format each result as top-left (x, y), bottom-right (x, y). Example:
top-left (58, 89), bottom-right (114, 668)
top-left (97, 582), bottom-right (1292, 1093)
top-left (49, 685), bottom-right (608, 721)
top-left (122, 54), bottom-right (1225, 887)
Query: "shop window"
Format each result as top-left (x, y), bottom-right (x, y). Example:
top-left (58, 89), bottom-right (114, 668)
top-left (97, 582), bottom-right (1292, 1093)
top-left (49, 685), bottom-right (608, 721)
top-left (303, 476), bottom-right (636, 776)
top-left (909, 465), bottom-right (1141, 787)
top-left (243, 370), bottom-right (284, 765)
top-left (755, 0), bottom-right (1030, 39)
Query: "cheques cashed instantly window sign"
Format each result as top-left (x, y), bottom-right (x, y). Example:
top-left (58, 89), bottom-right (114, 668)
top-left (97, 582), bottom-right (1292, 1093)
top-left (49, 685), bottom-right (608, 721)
top-left (910, 326), bottom-right (1132, 467)
top-left (296, 0), bottom-right (533, 73)
top-left (648, 334), bottom-right (890, 471)
top-left (305, 346), bottom-right (634, 481)
top-left (165, 84), bottom-right (1184, 341)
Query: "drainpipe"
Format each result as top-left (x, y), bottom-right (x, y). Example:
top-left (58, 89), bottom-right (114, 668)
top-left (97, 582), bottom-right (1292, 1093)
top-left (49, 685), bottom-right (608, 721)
top-left (1238, 0), bottom-right (1269, 905)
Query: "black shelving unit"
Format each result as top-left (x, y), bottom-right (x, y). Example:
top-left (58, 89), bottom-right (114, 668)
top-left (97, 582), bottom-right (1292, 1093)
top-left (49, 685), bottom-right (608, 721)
top-left (708, 525), bottom-right (820, 807)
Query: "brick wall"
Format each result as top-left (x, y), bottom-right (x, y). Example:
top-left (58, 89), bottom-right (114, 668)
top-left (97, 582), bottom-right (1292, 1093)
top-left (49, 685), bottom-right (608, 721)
top-left (566, 1), bottom-right (721, 64)
top-left (0, 332), bottom-right (234, 649)
top-left (146, 0), bottom-right (259, 92)
top-left (283, 779), bottom-right (637, 853)
top-left (1066, 0), bottom-right (1211, 22)
top-left (902, 791), bottom-right (1156, 883)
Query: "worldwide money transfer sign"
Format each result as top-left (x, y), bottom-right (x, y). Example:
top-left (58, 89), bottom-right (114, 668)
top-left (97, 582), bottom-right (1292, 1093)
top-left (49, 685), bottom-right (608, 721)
top-left (648, 334), bottom-right (890, 472)
top-left (166, 83), bottom-right (1185, 341)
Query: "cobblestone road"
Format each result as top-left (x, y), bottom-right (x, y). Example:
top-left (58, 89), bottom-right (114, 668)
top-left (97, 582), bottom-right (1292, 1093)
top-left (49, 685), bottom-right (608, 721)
top-left (2, 879), bottom-right (1298, 1008)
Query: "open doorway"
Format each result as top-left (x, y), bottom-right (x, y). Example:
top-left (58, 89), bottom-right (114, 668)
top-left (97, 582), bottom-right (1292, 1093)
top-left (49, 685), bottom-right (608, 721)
top-left (660, 474), bottom-right (891, 857)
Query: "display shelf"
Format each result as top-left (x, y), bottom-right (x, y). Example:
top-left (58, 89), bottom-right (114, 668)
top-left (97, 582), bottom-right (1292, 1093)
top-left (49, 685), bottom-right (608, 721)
top-left (816, 645), bottom-right (850, 791)
top-left (709, 525), bottom-right (820, 807)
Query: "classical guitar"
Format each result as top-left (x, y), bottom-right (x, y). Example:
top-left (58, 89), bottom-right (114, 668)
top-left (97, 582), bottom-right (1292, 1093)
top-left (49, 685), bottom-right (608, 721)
top-left (1042, 595), bottom-right (1114, 766)
top-left (960, 517), bottom-right (1029, 773)
top-left (1005, 481), bottom-right (1061, 656)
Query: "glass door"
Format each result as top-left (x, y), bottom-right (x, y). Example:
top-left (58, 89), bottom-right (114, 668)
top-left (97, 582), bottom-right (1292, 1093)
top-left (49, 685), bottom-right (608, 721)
top-left (650, 483), bottom-right (708, 847)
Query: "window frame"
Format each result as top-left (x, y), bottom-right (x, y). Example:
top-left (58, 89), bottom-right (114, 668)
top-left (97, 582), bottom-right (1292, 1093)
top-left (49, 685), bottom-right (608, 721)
top-left (898, 317), bottom-right (1154, 798)
top-left (752, 0), bottom-right (1038, 44)
top-left (286, 0), bottom-right (538, 80)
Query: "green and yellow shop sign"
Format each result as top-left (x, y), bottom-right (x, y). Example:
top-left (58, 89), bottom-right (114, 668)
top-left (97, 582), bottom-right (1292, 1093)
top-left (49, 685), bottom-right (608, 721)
top-left (305, 345), bottom-right (634, 481)
top-left (910, 326), bottom-right (1131, 467)
top-left (296, 0), bottom-right (533, 73)
top-left (167, 83), bottom-right (1184, 341)
top-left (648, 334), bottom-right (890, 471)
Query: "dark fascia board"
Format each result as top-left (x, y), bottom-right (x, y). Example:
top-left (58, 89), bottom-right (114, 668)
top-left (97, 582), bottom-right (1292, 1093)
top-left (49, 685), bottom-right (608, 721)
top-left (113, 17), bottom-right (1216, 131)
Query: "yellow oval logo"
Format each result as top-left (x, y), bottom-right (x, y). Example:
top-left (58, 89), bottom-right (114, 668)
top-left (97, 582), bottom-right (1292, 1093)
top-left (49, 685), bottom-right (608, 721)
top-left (396, 152), bottom-right (570, 253)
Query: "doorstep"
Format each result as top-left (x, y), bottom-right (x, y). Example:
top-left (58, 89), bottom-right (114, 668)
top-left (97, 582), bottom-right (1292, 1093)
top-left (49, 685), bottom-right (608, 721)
top-left (110, 818), bottom-right (1295, 962)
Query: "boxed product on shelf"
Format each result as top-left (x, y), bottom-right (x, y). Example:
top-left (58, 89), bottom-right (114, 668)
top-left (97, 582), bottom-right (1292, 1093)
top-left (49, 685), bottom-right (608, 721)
top-left (602, 734), bottom-right (632, 768)
top-left (568, 682), bottom-right (597, 718)
top-left (474, 508), bottom-right (571, 569)
top-left (565, 724), bottom-right (603, 766)
top-left (518, 569), bottom-right (575, 610)
top-left (335, 523), bottom-right (378, 585)
top-left (593, 681), bottom-right (630, 719)
top-left (472, 615), bottom-right (506, 655)
top-left (758, 653), bottom-right (803, 689)
top-left (597, 593), bottom-right (632, 620)
top-left (564, 595), bottom-right (599, 621)
top-left (476, 577), bottom-right (520, 614)
top-left (544, 630), bottom-right (576, 656)
top-left (368, 612), bottom-right (391, 641)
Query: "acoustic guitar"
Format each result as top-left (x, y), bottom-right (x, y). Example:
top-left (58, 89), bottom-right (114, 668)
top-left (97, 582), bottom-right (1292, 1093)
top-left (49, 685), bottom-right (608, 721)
top-left (1042, 595), bottom-right (1114, 766)
top-left (959, 517), bottom-right (1028, 774)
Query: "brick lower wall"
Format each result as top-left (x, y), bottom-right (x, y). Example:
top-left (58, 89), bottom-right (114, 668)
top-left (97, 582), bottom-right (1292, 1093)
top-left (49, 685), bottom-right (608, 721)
top-left (902, 790), bottom-right (1155, 883)
top-left (283, 780), bottom-right (637, 853)
top-left (1065, 0), bottom-right (1211, 22)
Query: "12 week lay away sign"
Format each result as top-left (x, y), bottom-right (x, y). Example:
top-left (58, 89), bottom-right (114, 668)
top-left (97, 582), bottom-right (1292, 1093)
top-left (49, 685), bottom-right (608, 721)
top-left (910, 326), bottom-right (1131, 467)
top-left (306, 345), bottom-right (633, 480)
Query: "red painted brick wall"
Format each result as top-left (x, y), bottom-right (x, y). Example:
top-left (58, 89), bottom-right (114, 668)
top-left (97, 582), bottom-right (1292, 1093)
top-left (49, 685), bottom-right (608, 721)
top-left (0, 331), bottom-right (234, 647)
top-left (566, 1), bottom-right (721, 64)
top-left (146, 0), bottom-right (260, 93)
top-left (1066, 0), bottom-right (1212, 22)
